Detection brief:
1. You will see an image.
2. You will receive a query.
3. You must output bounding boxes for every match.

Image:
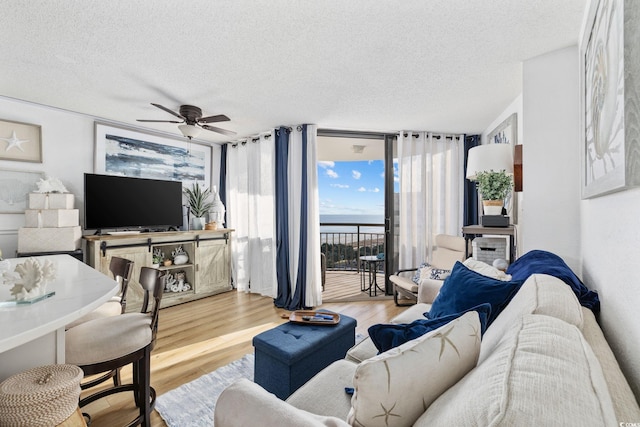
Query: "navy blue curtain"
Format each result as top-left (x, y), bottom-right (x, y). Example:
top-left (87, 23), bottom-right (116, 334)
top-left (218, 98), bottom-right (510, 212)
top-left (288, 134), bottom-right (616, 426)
top-left (219, 144), bottom-right (227, 225)
top-left (274, 127), bottom-right (292, 308)
top-left (464, 135), bottom-right (480, 226)
top-left (273, 125), bottom-right (311, 310)
top-left (289, 124), bottom-right (308, 310)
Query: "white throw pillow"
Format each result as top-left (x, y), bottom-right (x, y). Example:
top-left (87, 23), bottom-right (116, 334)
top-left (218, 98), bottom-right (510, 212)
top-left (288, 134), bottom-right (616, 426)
top-left (463, 258), bottom-right (512, 280)
top-left (347, 311), bottom-right (481, 427)
top-left (215, 378), bottom-right (350, 427)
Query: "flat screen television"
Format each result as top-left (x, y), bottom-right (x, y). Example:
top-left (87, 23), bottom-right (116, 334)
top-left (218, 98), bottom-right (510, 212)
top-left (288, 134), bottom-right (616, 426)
top-left (84, 173), bottom-right (183, 232)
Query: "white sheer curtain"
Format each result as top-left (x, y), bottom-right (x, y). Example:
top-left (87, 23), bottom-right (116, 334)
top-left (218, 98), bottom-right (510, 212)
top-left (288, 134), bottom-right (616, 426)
top-left (226, 132), bottom-right (277, 297)
top-left (397, 132), bottom-right (464, 269)
top-left (287, 124), bottom-right (322, 307)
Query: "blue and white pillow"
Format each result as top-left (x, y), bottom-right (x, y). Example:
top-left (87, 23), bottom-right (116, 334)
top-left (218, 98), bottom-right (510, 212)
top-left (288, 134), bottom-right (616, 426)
top-left (412, 262), bottom-right (451, 284)
top-left (412, 262), bottom-right (431, 284)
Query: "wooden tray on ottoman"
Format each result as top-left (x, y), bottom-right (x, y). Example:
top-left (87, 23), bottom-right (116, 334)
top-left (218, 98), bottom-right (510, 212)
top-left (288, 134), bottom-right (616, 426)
top-left (288, 310), bottom-right (340, 325)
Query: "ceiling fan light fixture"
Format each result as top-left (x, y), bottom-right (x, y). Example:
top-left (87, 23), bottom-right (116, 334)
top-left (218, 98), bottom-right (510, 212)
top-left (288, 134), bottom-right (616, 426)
top-left (178, 124), bottom-right (201, 140)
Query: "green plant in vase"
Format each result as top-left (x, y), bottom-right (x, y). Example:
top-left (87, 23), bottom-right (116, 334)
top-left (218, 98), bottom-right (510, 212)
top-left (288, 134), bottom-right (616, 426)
top-left (152, 248), bottom-right (164, 267)
top-left (474, 170), bottom-right (513, 215)
top-left (184, 182), bottom-right (213, 230)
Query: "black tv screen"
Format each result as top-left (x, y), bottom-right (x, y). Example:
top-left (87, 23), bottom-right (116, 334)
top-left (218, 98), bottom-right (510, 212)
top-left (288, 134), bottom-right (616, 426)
top-left (84, 173), bottom-right (183, 231)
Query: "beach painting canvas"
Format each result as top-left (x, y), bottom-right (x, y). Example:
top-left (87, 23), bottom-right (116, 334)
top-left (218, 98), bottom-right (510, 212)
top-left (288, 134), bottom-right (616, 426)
top-left (94, 122), bottom-right (211, 185)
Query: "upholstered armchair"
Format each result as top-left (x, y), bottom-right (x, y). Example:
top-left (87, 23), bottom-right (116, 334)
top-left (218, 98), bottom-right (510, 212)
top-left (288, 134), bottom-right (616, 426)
top-left (391, 234), bottom-right (468, 306)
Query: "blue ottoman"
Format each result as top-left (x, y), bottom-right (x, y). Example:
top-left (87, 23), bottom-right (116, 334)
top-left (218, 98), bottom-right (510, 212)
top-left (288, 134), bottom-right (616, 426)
top-left (253, 311), bottom-right (357, 399)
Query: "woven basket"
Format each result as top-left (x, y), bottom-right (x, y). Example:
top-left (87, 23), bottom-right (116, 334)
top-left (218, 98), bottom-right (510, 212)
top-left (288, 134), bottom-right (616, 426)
top-left (0, 364), bottom-right (83, 427)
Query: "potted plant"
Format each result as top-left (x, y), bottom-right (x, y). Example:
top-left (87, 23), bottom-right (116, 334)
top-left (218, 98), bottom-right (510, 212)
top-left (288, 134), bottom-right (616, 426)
top-left (152, 248), bottom-right (164, 268)
top-left (184, 182), bottom-right (214, 230)
top-left (474, 170), bottom-right (513, 215)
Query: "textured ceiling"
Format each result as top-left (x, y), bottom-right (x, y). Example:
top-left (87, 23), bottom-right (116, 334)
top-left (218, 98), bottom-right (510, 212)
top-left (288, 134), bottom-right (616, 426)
top-left (0, 0), bottom-right (587, 145)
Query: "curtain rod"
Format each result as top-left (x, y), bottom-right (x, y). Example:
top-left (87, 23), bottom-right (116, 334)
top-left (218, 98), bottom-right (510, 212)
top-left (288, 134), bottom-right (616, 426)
top-left (402, 133), bottom-right (457, 140)
top-left (317, 128), bottom-right (389, 139)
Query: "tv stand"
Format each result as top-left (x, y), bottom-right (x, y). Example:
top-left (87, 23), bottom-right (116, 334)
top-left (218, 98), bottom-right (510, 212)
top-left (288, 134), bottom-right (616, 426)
top-left (84, 229), bottom-right (233, 311)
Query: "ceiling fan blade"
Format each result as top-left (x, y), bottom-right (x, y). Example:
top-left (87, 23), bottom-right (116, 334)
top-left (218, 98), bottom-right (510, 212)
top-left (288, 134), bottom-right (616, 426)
top-left (136, 119), bottom-right (183, 123)
top-left (198, 114), bottom-right (230, 124)
top-left (151, 103), bottom-right (184, 120)
top-left (201, 124), bottom-right (236, 136)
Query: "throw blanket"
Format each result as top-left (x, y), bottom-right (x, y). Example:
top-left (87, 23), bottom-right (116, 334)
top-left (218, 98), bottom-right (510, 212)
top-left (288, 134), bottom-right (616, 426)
top-left (507, 250), bottom-right (600, 314)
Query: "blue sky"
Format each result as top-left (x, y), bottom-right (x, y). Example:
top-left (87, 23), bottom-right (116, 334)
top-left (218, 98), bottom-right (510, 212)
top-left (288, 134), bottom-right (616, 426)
top-left (317, 160), bottom-right (398, 216)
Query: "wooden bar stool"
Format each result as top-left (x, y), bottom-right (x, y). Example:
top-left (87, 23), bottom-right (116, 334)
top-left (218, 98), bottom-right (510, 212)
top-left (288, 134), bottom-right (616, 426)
top-left (66, 256), bottom-right (134, 329)
top-left (65, 267), bottom-right (164, 427)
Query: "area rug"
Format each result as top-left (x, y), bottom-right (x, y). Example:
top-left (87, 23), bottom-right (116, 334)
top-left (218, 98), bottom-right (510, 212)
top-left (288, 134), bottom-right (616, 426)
top-left (155, 353), bottom-right (254, 427)
top-left (155, 334), bottom-right (366, 426)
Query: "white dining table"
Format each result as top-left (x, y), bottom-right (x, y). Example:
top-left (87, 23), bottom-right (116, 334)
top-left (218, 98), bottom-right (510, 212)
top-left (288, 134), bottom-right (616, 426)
top-left (0, 254), bottom-right (118, 381)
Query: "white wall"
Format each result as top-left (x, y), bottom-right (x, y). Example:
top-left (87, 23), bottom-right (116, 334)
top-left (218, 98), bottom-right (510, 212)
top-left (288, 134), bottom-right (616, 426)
top-left (521, 45), bottom-right (640, 400)
top-left (521, 46), bottom-right (581, 271)
top-left (582, 188), bottom-right (640, 399)
top-left (0, 97), bottom-right (221, 257)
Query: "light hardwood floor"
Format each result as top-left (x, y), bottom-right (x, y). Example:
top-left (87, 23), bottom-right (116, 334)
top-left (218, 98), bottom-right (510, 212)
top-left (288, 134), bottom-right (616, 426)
top-left (82, 285), bottom-right (405, 426)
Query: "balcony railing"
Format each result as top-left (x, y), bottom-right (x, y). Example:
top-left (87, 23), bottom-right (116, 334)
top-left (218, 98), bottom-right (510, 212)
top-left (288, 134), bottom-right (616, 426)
top-left (320, 222), bottom-right (385, 273)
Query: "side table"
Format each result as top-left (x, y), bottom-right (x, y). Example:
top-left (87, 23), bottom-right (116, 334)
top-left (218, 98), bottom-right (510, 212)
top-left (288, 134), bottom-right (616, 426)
top-left (359, 256), bottom-right (385, 296)
top-left (461, 225), bottom-right (516, 262)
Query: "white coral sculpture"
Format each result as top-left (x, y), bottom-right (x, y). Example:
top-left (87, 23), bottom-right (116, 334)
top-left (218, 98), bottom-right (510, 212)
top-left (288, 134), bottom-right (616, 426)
top-left (3, 258), bottom-right (57, 300)
top-left (35, 176), bottom-right (68, 193)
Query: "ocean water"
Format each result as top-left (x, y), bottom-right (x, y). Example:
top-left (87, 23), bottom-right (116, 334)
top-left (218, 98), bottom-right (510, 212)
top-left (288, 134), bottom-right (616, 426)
top-left (320, 214), bottom-right (384, 234)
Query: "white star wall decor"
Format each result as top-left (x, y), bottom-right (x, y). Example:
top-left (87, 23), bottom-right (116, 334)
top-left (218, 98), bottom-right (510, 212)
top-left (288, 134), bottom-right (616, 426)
top-left (0, 130), bottom-right (30, 152)
top-left (0, 119), bottom-right (42, 163)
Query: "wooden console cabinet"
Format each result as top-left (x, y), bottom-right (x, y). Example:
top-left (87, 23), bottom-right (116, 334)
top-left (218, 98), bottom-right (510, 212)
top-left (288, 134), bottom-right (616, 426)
top-left (84, 229), bottom-right (233, 311)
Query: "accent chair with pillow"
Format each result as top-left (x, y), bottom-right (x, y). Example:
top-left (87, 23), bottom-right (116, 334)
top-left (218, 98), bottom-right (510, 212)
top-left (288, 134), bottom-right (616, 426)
top-left (391, 234), bottom-right (468, 306)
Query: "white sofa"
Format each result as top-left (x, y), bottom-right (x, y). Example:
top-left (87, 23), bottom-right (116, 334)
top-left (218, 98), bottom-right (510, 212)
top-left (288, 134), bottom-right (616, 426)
top-left (215, 273), bottom-right (640, 426)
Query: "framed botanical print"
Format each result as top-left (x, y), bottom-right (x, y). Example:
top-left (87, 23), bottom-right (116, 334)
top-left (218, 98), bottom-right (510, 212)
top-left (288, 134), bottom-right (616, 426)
top-left (581, 0), bottom-right (640, 198)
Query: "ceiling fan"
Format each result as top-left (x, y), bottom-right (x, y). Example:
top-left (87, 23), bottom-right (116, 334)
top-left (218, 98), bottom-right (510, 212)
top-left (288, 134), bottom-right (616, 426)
top-left (137, 103), bottom-right (236, 139)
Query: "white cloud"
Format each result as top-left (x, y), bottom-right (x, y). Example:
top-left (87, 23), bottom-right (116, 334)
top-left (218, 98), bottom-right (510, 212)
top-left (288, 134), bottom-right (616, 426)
top-left (357, 187), bottom-right (366, 192)
top-left (318, 161), bottom-right (335, 169)
top-left (331, 183), bottom-right (349, 189)
top-left (369, 187), bottom-right (380, 193)
top-left (352, 170), bottom-right (361, 179)
top-left (326, 169), bottom-right (338, 178)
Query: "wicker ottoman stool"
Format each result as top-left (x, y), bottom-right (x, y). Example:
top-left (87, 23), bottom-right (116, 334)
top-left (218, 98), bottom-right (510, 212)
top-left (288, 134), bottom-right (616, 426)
top-left (0, 364), bottom-right (84, 427)
top-left (253, 311), bottom-right (356, 399)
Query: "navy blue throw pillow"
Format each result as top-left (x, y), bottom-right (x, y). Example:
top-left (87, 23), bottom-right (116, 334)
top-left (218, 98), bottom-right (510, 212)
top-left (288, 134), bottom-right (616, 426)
top-left (368, 303), bottom-right (491, 353)
top-left (428, 261), bottom-right (523, 326)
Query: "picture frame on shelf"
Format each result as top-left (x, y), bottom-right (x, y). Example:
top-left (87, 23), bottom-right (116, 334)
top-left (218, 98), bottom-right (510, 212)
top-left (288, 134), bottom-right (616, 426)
top-left (0, 119), bottom-right (42, 163)
top-left (487, 113), bottom-right (518, 223)
top-left (0, 169), bottom-right (45, 213)
top-left (580, 0), bottom-right (640, 198)
top-left (487, 113), bottom-right (517, 146)
top-left (94, 122), bottom-right (212, 186)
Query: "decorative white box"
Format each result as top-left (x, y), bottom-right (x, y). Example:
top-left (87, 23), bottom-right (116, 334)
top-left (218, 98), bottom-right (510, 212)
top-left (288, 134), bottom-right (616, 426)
top-left (472, 237), bottom-right (507, 265)
top-left (28, 193), bottom-right (75, 210)
top-left (24, 209), bottom-right (79, 228)
top-left (18, 226), bottom-right (82, 252)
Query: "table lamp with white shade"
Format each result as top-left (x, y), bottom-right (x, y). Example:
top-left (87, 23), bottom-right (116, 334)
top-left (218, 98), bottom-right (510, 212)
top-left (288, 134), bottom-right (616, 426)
top-left (466, 143), bottom-right (514, 226)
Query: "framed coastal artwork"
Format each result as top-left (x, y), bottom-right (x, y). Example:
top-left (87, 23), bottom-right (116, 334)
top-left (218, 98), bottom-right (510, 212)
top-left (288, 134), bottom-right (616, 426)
top-left (0, 119), bottom-right (42, 163)
top-left (0, 169), bottom-right (44, 213)
top-left (94, 122), bottom-right (212, 186)
top-left (581, 0), bottom-right (640, 198)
